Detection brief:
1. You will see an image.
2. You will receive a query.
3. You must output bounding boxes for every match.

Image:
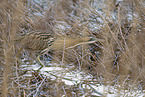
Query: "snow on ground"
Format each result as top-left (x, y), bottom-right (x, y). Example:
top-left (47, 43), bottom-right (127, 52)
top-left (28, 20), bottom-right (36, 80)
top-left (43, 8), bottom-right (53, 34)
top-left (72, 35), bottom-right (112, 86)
top-left (21, 62), bottom-right (145, 97)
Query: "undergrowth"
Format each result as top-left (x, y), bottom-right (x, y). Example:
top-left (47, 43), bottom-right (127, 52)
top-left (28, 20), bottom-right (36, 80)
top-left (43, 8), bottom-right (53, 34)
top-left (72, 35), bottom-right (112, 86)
top-left (0, 0), bottom-right (144, 96)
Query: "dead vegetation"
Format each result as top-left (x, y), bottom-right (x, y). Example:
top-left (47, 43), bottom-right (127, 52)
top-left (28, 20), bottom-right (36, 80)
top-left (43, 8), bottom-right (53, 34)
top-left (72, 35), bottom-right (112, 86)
top-left (0, 0), bottom-right (145, 96)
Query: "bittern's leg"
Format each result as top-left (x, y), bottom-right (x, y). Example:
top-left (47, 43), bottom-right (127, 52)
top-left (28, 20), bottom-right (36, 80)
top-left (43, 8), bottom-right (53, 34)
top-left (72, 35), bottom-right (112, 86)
top-left (36, 55), bottom-right (45, 71)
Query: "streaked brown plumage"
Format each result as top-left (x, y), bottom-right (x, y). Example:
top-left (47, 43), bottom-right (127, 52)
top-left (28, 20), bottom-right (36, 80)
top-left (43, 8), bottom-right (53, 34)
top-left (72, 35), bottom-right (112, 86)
top-left (16, 32), bottom-right (54, 51)
top-left (16, 32), bottom-right (103, 53)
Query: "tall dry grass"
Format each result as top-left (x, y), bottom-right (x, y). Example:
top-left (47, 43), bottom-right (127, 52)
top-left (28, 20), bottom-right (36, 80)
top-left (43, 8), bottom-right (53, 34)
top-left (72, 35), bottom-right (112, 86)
top-left (0, 0), bottom-right (26, 96)
top-left (0, 0), bottom-right (144, 96)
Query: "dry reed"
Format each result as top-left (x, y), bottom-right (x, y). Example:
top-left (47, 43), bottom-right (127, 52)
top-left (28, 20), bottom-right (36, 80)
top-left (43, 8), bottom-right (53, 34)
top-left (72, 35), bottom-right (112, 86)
top-left (0, 0), bottom-right (144, 96)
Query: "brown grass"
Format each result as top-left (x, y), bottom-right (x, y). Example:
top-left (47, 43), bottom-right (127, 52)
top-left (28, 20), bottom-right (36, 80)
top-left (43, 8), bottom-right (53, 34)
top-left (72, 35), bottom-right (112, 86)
top-left (0, 0), bottom-right (144, 96)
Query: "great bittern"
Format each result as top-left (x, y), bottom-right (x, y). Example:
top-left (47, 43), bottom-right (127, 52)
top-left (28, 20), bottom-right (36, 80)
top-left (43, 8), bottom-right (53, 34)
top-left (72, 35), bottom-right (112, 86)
top-left (15, 31), bottom-right (104, 67)
top-left (16, 31), bottom-right (104, 53)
